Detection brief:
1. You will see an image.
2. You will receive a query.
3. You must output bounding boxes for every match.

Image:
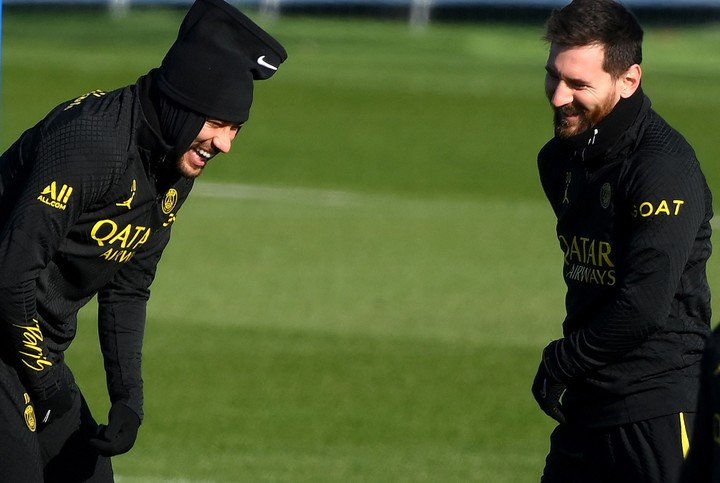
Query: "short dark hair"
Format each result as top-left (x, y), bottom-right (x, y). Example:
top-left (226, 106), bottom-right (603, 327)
top-left (544, 0), bottom-right (643, 78)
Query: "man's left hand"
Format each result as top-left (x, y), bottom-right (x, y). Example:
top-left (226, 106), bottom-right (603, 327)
top-left (532, 359), bottom-right (567, 424)
top-left (88, 403), bottom-right (141, 457)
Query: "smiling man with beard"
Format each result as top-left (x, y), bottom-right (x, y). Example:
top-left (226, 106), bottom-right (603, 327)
top-left (531, 1), bottom-right (713, 482)
top-left (0, 0), bottom-right (285, 481)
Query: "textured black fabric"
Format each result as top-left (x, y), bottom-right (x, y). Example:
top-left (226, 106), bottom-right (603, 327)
top-left (0, 352), bottom-right (43, 482)
top-left (559, 86), bottom-right (645, 163)
top-left (0, 1), bottom-right (288, 474)
top-left (542, 413), bottom-right (693, 483)
top-left (0, 81), bottom-right (194, 420)
top-left (0, 356), bottom-right (113, 481)
top-left (156, 0), bottom-right (288, 123)
top-left (138, 71), bottom-right (206, 162)
top-left (137, 72), bottom-right (172, 154)
top-left (537, 90), bottom-right (713, 427)
top-left (39, 364), bottom-right (114, 483)
top-left (681, 328), bottom-right (720, 482)
top-left (156, 85), bottom-right (206, 159)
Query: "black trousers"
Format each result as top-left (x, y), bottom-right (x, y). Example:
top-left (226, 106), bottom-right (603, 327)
top-left (0, 354), bottom-right (114, 482)
top-left (542, 413), bottom-right (694, 483)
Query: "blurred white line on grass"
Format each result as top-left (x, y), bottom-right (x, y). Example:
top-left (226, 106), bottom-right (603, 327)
top-left (116, 477), bottom-right (216, 483)
top-left (194, 181), bottom-right (366, 207)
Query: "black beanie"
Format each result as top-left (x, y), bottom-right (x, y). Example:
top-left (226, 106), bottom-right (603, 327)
top-left (156, 0), bottom-right (287, 124)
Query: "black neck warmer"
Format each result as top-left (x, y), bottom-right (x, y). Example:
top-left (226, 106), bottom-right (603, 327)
top-left (560, 86), bottom-right (645, 165)
top-left (138, 70), bottom-right (206, 161)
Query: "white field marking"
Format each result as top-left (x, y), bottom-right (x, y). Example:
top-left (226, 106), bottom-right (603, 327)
top-left (116, 477), bottom-right (216, 483)
top-left (192, 181), bottom-right (369, 207)
top-left (191, 181), bottom-right (549, 214)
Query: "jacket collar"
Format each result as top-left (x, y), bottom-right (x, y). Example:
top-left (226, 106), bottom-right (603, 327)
top-left (135, 74), bottom-right (173, 156)
top-left (134, 76), bottom-right (190, 192)
top-left (558, 87), bottom-right (649, 167)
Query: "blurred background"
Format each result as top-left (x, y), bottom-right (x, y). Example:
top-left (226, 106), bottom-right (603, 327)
top-left (2, 0), bottom-right (719, 481)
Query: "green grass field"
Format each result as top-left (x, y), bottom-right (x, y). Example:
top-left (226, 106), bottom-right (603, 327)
top-left (3, 7), bottom-right (720, 481)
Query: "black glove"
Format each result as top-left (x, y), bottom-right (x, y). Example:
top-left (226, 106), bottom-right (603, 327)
top-left (33, 380), bottom-right (75, 430)
top-left (88, 403), bottom-right (141, 457)
top-left (532, 359), bottom-right (567, 424)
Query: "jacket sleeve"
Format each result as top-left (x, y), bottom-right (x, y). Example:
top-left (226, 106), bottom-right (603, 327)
top-left (544, 152), bottom-right (711, 381)
top-left (537, 140), bottom-right (565, 215)
top-left (0, 122), bottom-right (124, 399)
top-left (96, 226), bottom-right (172, 421)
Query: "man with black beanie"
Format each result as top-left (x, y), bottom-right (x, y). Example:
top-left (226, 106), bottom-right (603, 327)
top-left (0, 0), bottom-right (286, 480)
top-left (532, 0), bottom-right (712, 481)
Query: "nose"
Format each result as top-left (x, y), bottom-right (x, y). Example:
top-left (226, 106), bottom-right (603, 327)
top-left (548, 79), bottom-right (573, 108)
top-left (212, 126), bottom-right (237, 154)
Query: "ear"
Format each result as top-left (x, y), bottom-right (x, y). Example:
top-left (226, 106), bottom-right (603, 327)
top-left (619, 64), bottom-right (642, 99)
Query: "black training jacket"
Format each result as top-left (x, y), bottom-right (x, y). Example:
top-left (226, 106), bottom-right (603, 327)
top-left (0, 81), bottom-right (193, 420)
top-left (537, 89), bottom-right (713, 427)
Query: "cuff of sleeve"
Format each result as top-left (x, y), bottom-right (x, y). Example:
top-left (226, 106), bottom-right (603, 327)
top-left (542, 339), bottom-right (576, 383)
top-left (110, 395), bottom-right (144, 422)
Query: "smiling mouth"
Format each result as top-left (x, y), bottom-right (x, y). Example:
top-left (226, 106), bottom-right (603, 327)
top-left (196, 148), bottom-right (213, 161)
top-left (559, 106), bottom-right (581, 117)
top-left (557, 106), bottom-right (584, 127)
top-left (189, 148), bottom-right (214, 168)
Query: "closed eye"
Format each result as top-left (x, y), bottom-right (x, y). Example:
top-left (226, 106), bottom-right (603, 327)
top-left (206, 120), bottom-right (244, 132)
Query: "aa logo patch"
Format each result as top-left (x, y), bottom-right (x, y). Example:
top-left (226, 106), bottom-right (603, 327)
top-left (38, 181), bottom-right (74, 211)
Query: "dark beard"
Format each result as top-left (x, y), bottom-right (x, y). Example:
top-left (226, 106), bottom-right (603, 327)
top-left (553, 94), bottom-right (616, 139)
top-left (554, 104), bottom-right (590, 139)
top-left (176, 155), bottom-right (202, 180)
